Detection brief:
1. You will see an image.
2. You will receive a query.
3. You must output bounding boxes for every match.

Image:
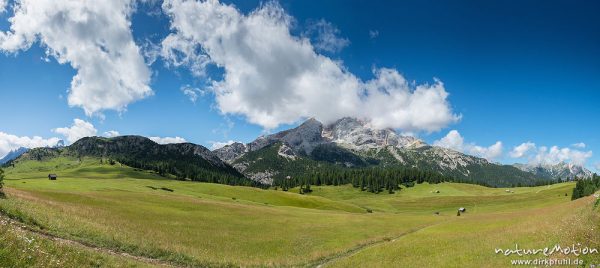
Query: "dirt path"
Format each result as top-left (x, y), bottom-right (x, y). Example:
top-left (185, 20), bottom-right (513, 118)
top-left (313, 222), bottom-right (445, 268)
top-left (0, 212), bottom-right (176, 267)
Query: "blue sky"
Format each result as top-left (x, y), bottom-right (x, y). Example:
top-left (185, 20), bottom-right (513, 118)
top-left (0, 0), bottom-right (598, 171)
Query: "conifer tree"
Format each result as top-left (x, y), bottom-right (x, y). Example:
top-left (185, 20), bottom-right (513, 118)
top-left (0, 168), bottom-right (4, 190)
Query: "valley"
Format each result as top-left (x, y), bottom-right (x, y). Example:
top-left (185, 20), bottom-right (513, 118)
top-left (1, 157), bottom-right (598, 267)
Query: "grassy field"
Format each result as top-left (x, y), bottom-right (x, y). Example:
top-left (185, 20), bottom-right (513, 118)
top-left (0, 214), bottom-right (147, 267)
top-left (1, 157), bottom-right (599, 267)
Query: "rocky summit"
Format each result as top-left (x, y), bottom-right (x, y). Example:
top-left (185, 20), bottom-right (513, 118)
top-left (513, 162), bottom-right (593, 180)
top-left (214, 117), bottom-right (553, 187)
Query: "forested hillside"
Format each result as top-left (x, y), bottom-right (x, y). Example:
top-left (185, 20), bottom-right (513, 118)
top-left (6, 136), bottom-right (256, 186)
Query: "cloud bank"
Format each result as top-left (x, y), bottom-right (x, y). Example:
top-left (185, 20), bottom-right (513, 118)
top-left (53, 119), bottom-right (98, 144)
top-left (510, 142), bottom-right (593, 167)
top-left (161, 0), bottom-right (459, 131)
top-left (0, 132), bottom-right (62, 159)
top-left (0, 119), bottom-right (104, 158)
top-left (0, 0), bottom-right (153, 116)
top-left (434, 130), bottom-right (503, 161)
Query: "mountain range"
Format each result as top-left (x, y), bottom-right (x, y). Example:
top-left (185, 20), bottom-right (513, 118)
top-left (215, 117), bottom-right (593, 187)
top-left (513, 162), bottom-right (593, 181)
top-left (0, 147), bottom-right (29, 165)
top-left (7, 136), bottom-right (254, 186)
top-left (3, 118), bottom-right (593, 188)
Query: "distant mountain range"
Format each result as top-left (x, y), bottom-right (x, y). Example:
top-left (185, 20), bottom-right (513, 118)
top-left (0, 147), bottom-right (29, 165)
top-left (3, 118), bottom-right (593, 188)
top-left (215, 117), bottom-right (593, 187)
top-left (513, 162), bottom-right (593, 181)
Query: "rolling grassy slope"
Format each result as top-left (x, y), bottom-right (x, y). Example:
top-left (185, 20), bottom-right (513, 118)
top-left (1, 158), bottom-right (439, 266)
top-left (0, 157), bottom-right (598, 267)
top-left (305, 182), bottom-right (575, 214)
top-left (327, 195), bottom-right (600, 267)
top-left (0, 214), bottom-right (148, 267)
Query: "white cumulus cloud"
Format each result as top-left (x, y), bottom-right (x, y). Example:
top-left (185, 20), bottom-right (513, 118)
top-left (509, 142), bottom-right (536, 158)
top-left (0, 132), bottom-right (62, 159)
top-left (0, 0), bottom-right (153, 116)
top-left (103, 130), bottom-right (121, 138)
top-left (433, 130), bottom-right (464, 151)
top-left (531, 146), bottom-right (592, 167)
top-left (510, 142), bottom-right (593, 167)
top-left (149, 136), bottom-right (187, 144)
top-left (161, 0), bottom-right (460, 131)
top-left (434, 130), bottom-right (503, 161)
top-left (209, 140), bottom-right (237, 150)
top-left (53, 119), bottom-right (98, 144)
top-left (469, 141), bottom-right (503, 161)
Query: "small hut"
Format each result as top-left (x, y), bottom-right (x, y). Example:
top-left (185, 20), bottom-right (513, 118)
top-left (48, 174), bottom-right (57, 180)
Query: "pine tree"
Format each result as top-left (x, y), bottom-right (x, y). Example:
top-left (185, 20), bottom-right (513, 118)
top-left (304, 182), bottom-right (312, 193)
top-left (0, 168), bottom-right (4, 190)
top-left (360, 177), bottom-right (365, 191)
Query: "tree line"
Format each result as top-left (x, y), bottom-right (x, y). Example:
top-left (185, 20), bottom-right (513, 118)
top-left (113, 157), bottom-right (258, 186)
top-left (571, 174), bottom-right (600, 200)
top-left (0, 168), bottom-right (4, 196)
top-left (274, 166), bottom-right (455, 194)
top-left (0, 167), bottom-right (4, 186)
top-left (272, 164), bottom-right (565, 194)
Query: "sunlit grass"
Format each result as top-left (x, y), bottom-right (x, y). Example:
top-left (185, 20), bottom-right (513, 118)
top-left (0, 157), bottom-right (597, 267)
top-left (0, 215), bottom-right (148, 267)
top-left (328, 195), bottom-right (600, 267)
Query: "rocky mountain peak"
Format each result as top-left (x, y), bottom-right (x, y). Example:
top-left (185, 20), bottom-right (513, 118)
top-left (210, 117), bottom-right (562, 186)
top-left (214, 118), bottom-right (326, 163)
top-left (213, 142), bottom-right (248, 164)
top-left (276, 117), bottom-right (324, 154)
top-left (513, 162), bottom-right (593, 180)
top-left (214, 117), bottom-right (430, 164)
top-left (0, 147), bottom-right (29, 165)
top-left (322, 117), bottom-right (425, 151)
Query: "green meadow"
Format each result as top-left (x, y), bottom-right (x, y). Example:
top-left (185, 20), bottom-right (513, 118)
top-left (1, 157), bottom-right (599, 267)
